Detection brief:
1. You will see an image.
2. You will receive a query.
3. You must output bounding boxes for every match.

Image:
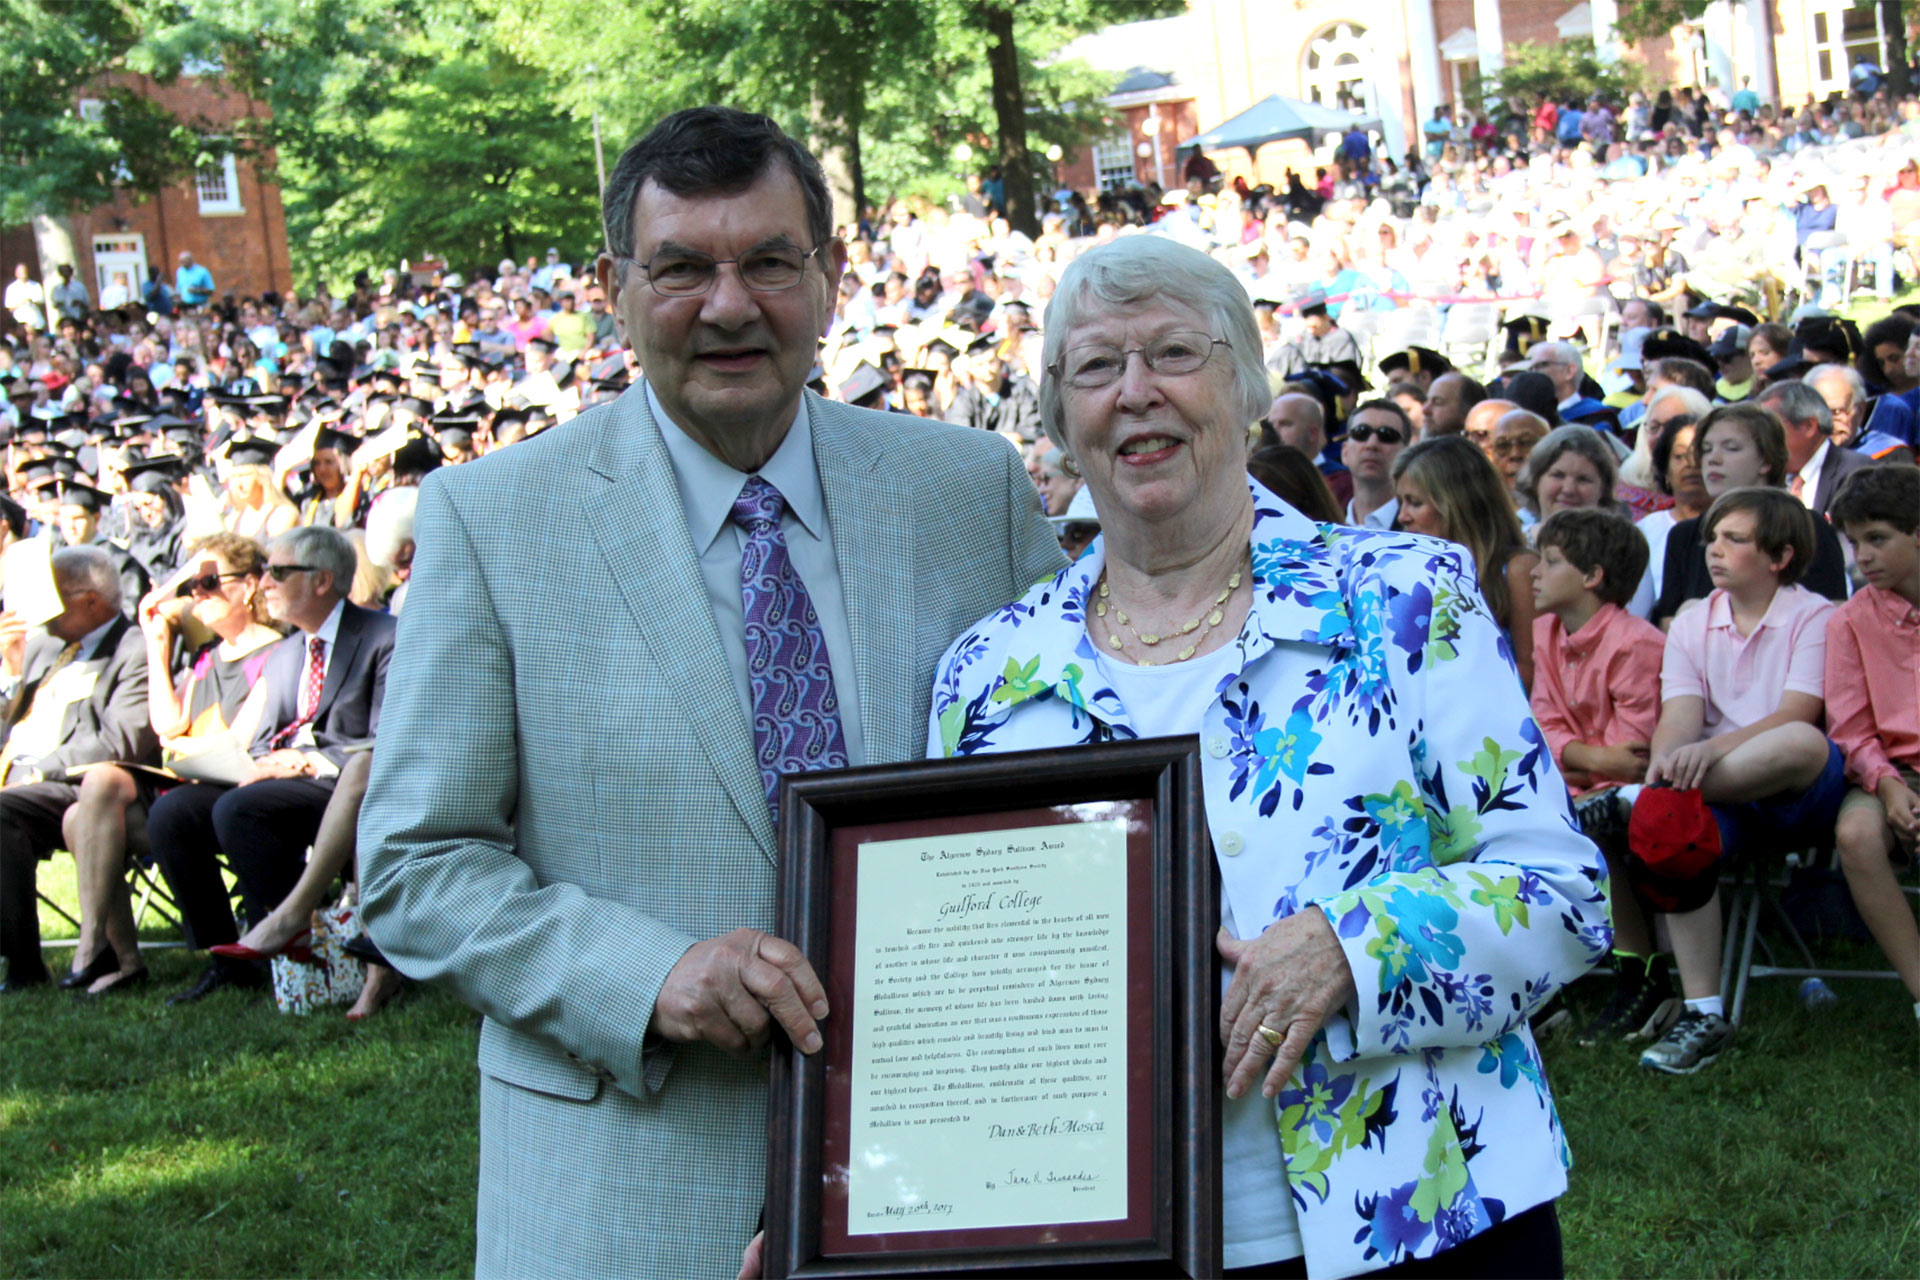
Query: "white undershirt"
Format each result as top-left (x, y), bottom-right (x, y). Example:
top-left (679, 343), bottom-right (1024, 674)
top-left (1093, 642), bottom-right (1305, 1268)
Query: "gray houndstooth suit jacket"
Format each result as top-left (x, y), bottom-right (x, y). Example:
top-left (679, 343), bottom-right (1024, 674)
top-left (358, 384), bottom-right (1064, 1278)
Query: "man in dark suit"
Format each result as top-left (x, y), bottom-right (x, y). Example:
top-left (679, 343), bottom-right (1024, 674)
top-left (0, 546), bottom-right (155, 991)
top-left (1759, 378), bottom-right (1875, 517)
top-left (146, 525), bottom-right (396, 1004)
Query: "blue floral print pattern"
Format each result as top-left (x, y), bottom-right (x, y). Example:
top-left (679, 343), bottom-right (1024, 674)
top-left (926, 482), bottom-right (1607, 1278)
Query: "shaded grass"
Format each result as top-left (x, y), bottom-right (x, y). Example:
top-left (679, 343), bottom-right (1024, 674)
top-left (5, 863), bottom-right (1918, 1276)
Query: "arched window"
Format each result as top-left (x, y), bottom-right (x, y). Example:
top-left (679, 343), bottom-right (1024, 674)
top-left (1301, 22), bottom-right (1374, 115)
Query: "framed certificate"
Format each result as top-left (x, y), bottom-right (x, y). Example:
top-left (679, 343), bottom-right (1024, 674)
top-left (766, 737), bottom-right (1218, 1278)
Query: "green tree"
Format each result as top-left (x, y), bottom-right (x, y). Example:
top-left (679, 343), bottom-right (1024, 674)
top-left (1482, 41), bottom-right (1648, 114)
top-left (0, 0), bottom-right (206, 224)
top-left (279, 31), bottom-right (601, 289)
top-left (489, 0), bottom-right (1179, 226)
top-left (1610, 0), bottom-right (1713, 44)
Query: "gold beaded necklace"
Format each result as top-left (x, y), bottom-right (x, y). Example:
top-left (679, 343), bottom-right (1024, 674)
top-left (1093, 554), bottom-right (1246, 665)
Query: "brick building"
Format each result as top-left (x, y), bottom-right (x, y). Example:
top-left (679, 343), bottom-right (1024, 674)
top-left (3, 72), bottom-right (293, 311)
top-left (1054, 0), bottom-right (1910, 195)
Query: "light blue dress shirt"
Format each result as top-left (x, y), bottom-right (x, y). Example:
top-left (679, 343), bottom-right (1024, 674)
top-left (645, 381), bottom-right (867, 767)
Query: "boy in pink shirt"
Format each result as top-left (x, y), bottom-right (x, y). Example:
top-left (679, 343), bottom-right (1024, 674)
top-left (1826, 467), bottom-right (1920, 1022)
top-left (1529, 509), bottom-right (1675, 1045)
top-left (1633, 488), bottom-right (1846, 1074)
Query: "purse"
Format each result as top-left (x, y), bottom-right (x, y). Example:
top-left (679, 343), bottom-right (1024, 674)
top-left (269, 901), bottom-right (368, 1014)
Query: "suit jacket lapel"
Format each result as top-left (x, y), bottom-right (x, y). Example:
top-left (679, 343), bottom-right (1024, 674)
top-left (812, 396), bottom-right (917, 766)
top-left (584, 387), bottom-right (776, 861)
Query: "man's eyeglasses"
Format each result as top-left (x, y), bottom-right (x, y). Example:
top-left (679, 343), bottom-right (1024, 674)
top-left (1052, 332), bottom-right (1231, 389)
top-left (266, 564), bottom-right (319, 582)
top-left (181, 570), bottom-right (248, 596)
top-left (615, 244), bottom-right (826, 298)
top-left (1346, 423), bottom-right (1405, 445)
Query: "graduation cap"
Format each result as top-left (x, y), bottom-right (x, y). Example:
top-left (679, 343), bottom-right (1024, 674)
top-left (965, 334), bottom-right (999, 357)
top-left (526, 335), bottom-right (560, 354)
top-left (394, 396), bottom-right (437, 420)
top-left (162, 420), bottom-right (204, 448)
top-left (1501, 314), bottom-right (1550, 359)
top-left (1294, 288), bottom-right (1330, 318)
top-left (391, 434), bottom-right (444, 476)
top-left (1795, 315), bottom-right (1859, 362)
top-left (223, 436), bottom-right (280, 468)
top-left (449, 348), bottom-right (495, 372)
top-left (313, 426), bottom-right (358, 456)
top-left (57, 481), bottom-right (108, 512)
top-left (1283, 367), bottom-right (1353, 401)
top-left (923, 338), bottom-right (960, 363)
top-left (16, 456), bottom-right (67, 489)
top-left (901, 367), bottom-right (937, 392)
top-left (1311, 358), bottom-right (1370, 392)
top-left (838, 363), bottom-right (890, 408)
top-left (28, 404), bottom-right (71, 431)
top-left (1378, 346), bottom-right (1451, 380)
top-left (114, 412), bottom-right (157, 435)
top-left (430, 414), bottom-right (481, 447)
top-left (1640, 327), bottom-right (1714, 367)
top-left (121, 454), bottom-right (187, 494)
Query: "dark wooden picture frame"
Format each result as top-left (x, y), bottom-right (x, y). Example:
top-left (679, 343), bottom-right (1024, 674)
top-left (766, 737), bottom-right (1219, 1278)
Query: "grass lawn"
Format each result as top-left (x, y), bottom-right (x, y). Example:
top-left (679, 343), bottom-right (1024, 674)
top-left (4, 861), bottom-right (1916, 1277)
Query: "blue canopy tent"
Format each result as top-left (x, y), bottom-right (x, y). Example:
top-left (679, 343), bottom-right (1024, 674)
top-left (1176, 94), bottom-right (1382, 161)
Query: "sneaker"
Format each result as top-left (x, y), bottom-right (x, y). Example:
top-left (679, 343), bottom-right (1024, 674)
top-left (1574, 955), bottom-right (1680, 1046)
top-left (1639, 1009), bottom-right (1734, 1074)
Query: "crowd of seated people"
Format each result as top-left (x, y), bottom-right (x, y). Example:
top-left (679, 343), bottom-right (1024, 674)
top-left (1, 105), bottom-right (1917, 1066)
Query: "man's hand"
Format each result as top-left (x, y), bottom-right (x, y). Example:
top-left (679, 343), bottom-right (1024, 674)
top-left (0, 610), bottom-right (26, 677)
top-left (239, 748), bottom-right (315, 785)
top-left (1881, 777), bottom-right (1920, 849)
top-left (1647, 739), bottom-right (1721, 792)
top-left (651, 928), bottom-right (828, 1057)
top-left (1586, 741), bottom-right (1650, 783)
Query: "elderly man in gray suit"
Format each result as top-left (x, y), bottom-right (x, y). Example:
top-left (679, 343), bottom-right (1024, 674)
top-left (359, 107), bottom-right (1063, 1277)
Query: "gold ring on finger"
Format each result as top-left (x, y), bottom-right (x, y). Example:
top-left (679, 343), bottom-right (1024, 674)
top-left (1255, 1022), bottom-right (1285, 1050)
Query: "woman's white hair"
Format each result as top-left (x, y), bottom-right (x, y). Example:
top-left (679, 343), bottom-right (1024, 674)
top-left (364, 486), bottom-right (418, 571)
top-left (1037, 234), bottom-right (1269, 457)
top-left (1621, 384), bottom-right (1713, 486)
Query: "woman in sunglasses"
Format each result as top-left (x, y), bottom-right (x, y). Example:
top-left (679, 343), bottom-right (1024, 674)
top-left (56, 533), bottom-right (282, 995)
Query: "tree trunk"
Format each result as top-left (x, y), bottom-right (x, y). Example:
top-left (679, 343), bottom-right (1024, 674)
top-left (1884, 0), bottom-right (1910, 99)
top-left (846, 122), bottom-right (867, 229)
top-left (980, 3), bottom-right (1038, 237)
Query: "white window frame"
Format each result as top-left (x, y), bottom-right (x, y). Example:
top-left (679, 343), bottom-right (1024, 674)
top-left (1092, 133), bottom-right (1135, 191)
top-left (1301, 22), bottom-right (1375, 116)
top-left (196, 151), bottom-right (242, 215)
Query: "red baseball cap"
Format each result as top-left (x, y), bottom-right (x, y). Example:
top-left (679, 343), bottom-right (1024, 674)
top-left (1627, 787), bottom-right (1723, 913)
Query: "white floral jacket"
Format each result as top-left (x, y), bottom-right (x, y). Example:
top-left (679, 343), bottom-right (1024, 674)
top-left (927, 482), bottom-right (1609, 1278)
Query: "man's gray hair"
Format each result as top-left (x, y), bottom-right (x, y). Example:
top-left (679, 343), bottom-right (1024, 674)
top-left (600, 106), bottom-right (832, 262)
top-left (1037, 235), bottom-right (1269, 455)
top-left (1803, 363), bottom-right (1865, 412)
top-left (270, 525), bottom-right (357, 594)
top-left (1646, 385), bottom-right (1711, 421)
top-left (364, 487), bottom-right (418, 572)
top-left (1537, 340), bottom-right (1584, 374)
top-left (1762, 378), bottom-right (1835, 436)
top-left (51, 545), bottom-right (121, 610)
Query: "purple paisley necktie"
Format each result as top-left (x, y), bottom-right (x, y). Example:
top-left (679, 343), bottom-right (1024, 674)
top-left (731, 476), bottom-right (849, 818)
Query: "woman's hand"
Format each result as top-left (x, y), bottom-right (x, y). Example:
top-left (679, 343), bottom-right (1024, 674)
top-left (1217, 911), bottom-right (1357, 1101)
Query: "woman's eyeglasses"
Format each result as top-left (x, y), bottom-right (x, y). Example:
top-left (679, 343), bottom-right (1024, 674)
top-left (181, 571), bottom-right (248, 596)
top-left (1052, 332), bottom-right (1230, 389)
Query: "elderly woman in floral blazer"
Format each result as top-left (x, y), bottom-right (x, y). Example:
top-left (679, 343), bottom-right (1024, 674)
top-left (928, 236), bottom-right (1607, 1279)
